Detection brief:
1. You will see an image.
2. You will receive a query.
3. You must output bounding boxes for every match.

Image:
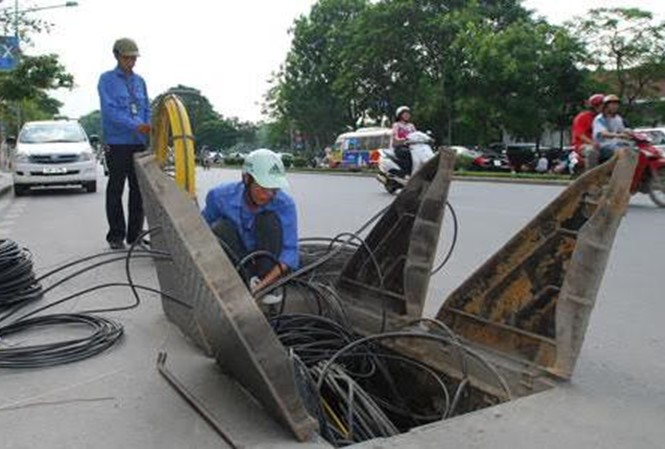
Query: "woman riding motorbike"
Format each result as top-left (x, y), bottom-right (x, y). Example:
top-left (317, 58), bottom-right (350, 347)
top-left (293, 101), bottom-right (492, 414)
top-left (392, 106), bottom-right (416, 177)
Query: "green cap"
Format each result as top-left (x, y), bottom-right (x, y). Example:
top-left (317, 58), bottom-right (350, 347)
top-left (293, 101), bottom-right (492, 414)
top-left (243, 149), bottom-right (289, 190)
top-left (113, 38), bottom-right (140, 57)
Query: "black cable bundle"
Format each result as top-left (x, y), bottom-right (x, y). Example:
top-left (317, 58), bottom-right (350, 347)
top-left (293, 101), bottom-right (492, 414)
top-left (0, 231), bottom-right (186, 369)
top-left (0, 239), bottom-right (43, 309)
top-left (0, 313), bottom-right (123, 368)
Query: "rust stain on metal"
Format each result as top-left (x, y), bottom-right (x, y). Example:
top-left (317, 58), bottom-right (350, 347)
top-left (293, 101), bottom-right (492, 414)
top-left (437, 151), bottom-right (636, 378)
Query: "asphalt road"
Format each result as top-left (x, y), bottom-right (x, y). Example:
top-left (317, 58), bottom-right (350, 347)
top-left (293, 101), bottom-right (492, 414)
top-left (0, 166), bottom-right (663, 448)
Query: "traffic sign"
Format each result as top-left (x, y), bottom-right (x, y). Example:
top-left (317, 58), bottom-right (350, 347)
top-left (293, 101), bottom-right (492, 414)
top-left (0, 36), bottom-right (19, 70)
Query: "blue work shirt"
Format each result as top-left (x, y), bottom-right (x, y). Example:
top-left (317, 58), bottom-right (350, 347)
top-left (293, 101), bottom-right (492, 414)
top-left (201, 181), bottom-right (299, 269)
top-left (98, 66), bottom-right (151, 145)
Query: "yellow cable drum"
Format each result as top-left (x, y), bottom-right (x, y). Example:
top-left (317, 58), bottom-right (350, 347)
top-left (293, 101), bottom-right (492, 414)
top-left (151, 94), bottom-right (196, 198)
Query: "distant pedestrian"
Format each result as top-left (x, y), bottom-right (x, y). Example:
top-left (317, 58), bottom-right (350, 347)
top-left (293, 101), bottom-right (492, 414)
top-left (535, 155), bottom-right (549, 173)
top-left (98, 38), bottom-right (151, 250)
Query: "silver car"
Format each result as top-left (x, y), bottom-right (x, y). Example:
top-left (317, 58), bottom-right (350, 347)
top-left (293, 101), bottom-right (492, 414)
top-left (11, 120), bottom-right (98, 196)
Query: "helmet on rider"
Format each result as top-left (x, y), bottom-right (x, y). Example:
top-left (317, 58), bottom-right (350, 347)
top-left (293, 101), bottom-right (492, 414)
top-left (587, 94), bottom-right (604, 108)
top-left (395, 106), bottom-right (411, 120)
top-left (603, 94), bottom-right (620, 105)
top-left (242, 149), bottom-right (289, 190)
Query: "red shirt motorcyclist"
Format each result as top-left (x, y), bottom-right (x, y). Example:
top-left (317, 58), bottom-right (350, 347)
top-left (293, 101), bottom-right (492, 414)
top-left (572, 94), bottom-right (604, 169)
top-left (572, 94), bottom-right (604, 153)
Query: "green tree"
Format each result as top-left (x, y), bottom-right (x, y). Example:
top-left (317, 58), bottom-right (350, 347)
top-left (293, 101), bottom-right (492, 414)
top-left (0, 54), bottom-right (73, 134)
top-left (267, 0), bottom-right (370, 151)
top-left (571, 8), bottom-right (665, 114)
top-left (196, 119), bottom-right (238, 149)
top-left (151, 85), bottom-right (219, 135)
top-left (458, 19), bottom-right (586, 143)
top-left (79, 110), bottom-right (102, 138)
top-left (0, 12), bottom-right (74, 135)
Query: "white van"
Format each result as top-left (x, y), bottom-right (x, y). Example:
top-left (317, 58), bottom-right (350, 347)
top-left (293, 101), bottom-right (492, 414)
top-left (10, 120), bottom-right (98, 196)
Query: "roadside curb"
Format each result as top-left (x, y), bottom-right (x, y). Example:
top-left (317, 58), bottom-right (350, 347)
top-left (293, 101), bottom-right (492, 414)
top-left (287, 169), bottom-right (572, 186)
top-left (452, 176), bottom-right (571, 187)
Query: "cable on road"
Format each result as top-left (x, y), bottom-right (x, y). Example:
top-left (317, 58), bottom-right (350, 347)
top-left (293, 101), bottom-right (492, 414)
top-left (0, 239), bottom-right (43, 310)
top-left (249, 203), bottom-right (480, 446)
top-left (0, 230), bottom-right (189, 369)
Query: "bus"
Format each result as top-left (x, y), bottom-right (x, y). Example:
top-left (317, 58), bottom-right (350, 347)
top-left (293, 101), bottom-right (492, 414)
top-left (330, 127), bottom-right (392, 168)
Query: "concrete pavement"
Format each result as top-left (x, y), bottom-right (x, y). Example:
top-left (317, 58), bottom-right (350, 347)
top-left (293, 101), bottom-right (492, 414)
top-left (0, 167), bottom-right (663, 448)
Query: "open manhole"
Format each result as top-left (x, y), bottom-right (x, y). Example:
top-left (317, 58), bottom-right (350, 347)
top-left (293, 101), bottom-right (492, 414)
top-left (135, 146), bottom-right (635, 446)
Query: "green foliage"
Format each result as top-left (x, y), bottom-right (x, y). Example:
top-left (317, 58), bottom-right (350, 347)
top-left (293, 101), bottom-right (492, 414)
top-left (223, 155), bottom-right (245, 166)
top-left (292, 156), bottom-right (309, 168)
top-left (267, 0), bottom-right (589, 147)
top-left (152, 85), bottom-right (218, 135)
top-left (79, 110), bottom-right (102, 138)
top-left (152, 85), bottom-right (260, 152)
top-left (0, 9), bottom-right (52, 45)
top-left (0, 14), bottom-right (74, 134)
top-left (196, 119), bottom-right (238, 150)
top-left (266, 0), bottom-right (370, 150)
top-left (570, 7), bottom-right (665, 120)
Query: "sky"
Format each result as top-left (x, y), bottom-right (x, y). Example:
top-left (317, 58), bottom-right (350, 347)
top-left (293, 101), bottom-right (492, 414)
top-left (12, 0), bottom-right (665, 122)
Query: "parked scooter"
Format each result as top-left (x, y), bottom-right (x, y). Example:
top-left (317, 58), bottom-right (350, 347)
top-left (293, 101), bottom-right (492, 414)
top-left (376, 131), bottom-right (435, 194)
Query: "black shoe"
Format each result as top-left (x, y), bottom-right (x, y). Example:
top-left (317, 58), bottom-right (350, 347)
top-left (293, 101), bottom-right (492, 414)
top-left (109, 240), bottom-right (126, 250)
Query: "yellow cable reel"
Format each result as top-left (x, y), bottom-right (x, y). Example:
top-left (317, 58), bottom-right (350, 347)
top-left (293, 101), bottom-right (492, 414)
top-left (151, 94), bottom-right (196, 198)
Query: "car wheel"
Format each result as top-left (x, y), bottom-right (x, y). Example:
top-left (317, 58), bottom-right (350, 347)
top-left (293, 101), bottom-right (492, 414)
top-left (13, 184), bottom-right (28, 196)
top-left (84, 181), bottom-right (97, 193)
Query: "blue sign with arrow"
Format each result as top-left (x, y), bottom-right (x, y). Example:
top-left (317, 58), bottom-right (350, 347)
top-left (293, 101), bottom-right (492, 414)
top-left (0, 36), bottom-right (19, 70)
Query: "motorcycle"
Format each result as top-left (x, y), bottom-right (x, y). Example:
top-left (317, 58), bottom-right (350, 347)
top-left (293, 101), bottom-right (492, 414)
top-left (625, 132), bottom-right (665, 207)
top-left (376, 131), bottom-right (435, 194)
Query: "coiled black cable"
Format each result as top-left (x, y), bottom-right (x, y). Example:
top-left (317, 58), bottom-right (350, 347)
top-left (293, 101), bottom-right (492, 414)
top-left (0, 232), bottom-right (188, 369)
top-left (0, 313), bottom-right (123, 369)
top-left (0, 239), bottom-right (43, 309)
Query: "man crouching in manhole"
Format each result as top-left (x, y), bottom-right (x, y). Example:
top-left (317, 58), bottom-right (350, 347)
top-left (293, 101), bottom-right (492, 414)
top-left (201, 149), bottom-right (298, 305)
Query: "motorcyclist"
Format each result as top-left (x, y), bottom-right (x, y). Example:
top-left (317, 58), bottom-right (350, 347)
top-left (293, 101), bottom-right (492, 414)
top-left (572, 93), bottom-right (604, 169)
top-left (391, 106), bottom-right (416, 177)
top-left (592, 94), bottom-right (631, 162)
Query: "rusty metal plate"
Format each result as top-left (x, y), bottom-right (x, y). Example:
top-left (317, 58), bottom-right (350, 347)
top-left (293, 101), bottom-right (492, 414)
top-left (437, 149), bottom-right (637, 378)
top-left (134, 153), bottom-right (318, 441)
top-left (338, 149), bottom-right (456, 326)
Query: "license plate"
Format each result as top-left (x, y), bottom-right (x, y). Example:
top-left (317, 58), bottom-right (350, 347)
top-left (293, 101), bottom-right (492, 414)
top-left (43, 167), bottom-right (68, 174)
top-left (493, 160), bottom-right (502, 167)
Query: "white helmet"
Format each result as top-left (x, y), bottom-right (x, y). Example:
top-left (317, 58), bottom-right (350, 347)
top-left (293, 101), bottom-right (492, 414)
top-left (396, 106), bottom-right (411, 119)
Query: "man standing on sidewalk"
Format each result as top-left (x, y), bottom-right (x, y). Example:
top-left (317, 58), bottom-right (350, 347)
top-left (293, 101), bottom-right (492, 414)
top-left (98, 38), bottom-right (151, 250)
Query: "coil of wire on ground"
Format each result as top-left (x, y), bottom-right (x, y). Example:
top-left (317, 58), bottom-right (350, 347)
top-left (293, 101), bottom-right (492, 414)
top-left (0, 231), bottom-right (185, 369)
top-left (0, 239), bottom-right (43, 310)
